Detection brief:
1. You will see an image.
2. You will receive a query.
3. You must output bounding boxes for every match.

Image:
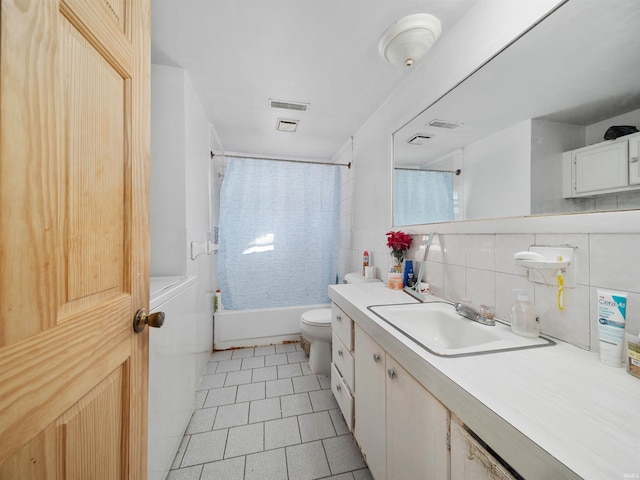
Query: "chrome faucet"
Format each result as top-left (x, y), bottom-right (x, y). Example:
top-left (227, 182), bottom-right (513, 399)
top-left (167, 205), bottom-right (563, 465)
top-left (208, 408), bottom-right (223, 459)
top-left (454, 302), bottom-right (495, 326)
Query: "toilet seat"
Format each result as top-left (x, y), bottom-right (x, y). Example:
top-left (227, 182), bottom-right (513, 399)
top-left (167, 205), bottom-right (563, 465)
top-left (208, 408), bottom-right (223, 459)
top-left (300, 308), bottom-right (331, 327)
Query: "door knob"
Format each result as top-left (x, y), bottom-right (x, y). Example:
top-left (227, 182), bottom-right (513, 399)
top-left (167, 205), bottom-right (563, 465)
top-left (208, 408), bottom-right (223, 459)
top-left (133, 308), bottom-right (165, 333)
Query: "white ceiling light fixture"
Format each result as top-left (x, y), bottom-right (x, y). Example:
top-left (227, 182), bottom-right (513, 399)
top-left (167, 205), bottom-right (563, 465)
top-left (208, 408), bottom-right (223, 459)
top-left (406, 134), bottom-right (431, 145)
top-left (276, 118), bottom-right (299, 132)
top-left (378, 13), bottom-right (442, 68)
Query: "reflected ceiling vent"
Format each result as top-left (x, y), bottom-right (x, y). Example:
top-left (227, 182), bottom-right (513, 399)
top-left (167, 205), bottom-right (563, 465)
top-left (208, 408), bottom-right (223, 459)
top-left (276, 118), bottom-right (299, 132)
top-left (406, 134), bottom-right (431, 145)
top-left (427, 119), bottom-right (463, 129)
top-left (269, 99), bottom-right (310, 112)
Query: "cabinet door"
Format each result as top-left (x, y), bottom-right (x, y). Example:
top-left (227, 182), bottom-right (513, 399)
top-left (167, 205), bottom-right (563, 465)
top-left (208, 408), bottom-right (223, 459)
top-left (386, 356), bottom-right (450, 480)
top-left (354, 325), bottom-right (387, 480)
top-left (574, 141), bottom-right (628, 194)
top-left (450, 417), bottom-right (517, 480)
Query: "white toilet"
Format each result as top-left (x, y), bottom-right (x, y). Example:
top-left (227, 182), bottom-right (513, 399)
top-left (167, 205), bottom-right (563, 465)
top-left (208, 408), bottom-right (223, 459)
top-left (300, 272), bottom-right (380, 374)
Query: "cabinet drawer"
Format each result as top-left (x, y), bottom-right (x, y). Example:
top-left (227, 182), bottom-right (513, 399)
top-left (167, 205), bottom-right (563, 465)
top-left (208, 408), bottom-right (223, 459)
top-left (332, 333), bottom-right (354, 392)
top-left (331, 304), bottom-right (353, 351)
top-left (331, 362), bottom-right (353, 431)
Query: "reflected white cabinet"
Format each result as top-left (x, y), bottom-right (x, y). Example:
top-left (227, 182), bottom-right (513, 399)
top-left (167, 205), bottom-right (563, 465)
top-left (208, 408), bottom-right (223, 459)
top-left (354, 325), bottom-right (450, 480)
top-left (563, 132), bottom-right (640, 197)
top-left (450, 416), bottom-right (517, 480)
top-left (630, 134), bottom-right (640, 185)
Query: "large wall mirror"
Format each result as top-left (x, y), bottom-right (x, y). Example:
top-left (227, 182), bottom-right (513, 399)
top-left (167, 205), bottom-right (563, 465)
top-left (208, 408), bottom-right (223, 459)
top-left (393, 0), bottom-right (640, 226)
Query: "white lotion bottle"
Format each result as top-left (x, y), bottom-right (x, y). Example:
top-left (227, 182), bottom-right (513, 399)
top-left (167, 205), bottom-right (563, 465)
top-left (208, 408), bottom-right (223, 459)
top-left (511, 293), bottom-right (540, 337)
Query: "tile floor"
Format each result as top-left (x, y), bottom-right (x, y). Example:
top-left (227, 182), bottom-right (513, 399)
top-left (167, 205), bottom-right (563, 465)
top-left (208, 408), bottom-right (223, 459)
top-left (167, 343), bottom-right (372, 480)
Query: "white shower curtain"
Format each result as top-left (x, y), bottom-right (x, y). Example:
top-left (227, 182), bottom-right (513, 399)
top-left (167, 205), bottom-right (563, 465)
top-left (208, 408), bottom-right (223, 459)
top-left (217, 157), bottom-right (340, 310)
top-left (394, 169), bottom-right (454, 225)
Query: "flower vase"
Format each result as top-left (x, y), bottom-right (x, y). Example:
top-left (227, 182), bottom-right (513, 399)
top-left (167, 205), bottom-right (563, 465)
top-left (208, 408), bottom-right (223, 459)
top-left (391, 251), bottom-right (404, 273)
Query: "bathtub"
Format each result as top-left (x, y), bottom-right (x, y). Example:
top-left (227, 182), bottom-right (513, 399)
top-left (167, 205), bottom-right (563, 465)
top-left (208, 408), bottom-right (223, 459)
top-left (214, 303), bottom-right (330, 350)
top-left (148, 276), bottom-right (199, 480)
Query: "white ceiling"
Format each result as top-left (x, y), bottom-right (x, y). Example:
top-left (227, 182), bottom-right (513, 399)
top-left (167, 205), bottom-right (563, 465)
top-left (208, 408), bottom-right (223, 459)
top-left (150, 0), bottom-right (477, 161)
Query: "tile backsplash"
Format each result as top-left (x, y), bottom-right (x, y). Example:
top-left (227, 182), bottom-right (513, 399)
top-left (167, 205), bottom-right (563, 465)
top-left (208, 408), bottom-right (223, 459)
top-left (407, 233), bottom-right (640, 351)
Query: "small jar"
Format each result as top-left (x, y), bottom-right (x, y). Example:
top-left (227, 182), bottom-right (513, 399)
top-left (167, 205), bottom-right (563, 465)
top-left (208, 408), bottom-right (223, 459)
top-left (627, 333), bottom-right (640, 379)
top-left (388, 272), bottom-right (403, 290)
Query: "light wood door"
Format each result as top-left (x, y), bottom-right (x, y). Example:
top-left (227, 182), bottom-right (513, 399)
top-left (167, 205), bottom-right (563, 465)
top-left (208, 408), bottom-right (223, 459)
top-left (0, 0), bottom-right (150, 478)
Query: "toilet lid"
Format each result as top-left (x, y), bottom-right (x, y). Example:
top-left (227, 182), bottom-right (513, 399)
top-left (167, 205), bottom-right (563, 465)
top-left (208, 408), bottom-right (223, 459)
top-left (301, 308), bottom-right (332, 326)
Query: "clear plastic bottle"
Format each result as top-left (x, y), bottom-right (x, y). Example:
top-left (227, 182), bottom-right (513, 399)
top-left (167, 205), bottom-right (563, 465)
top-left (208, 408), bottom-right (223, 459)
top-left (511, 293), bottom-right (540, 337)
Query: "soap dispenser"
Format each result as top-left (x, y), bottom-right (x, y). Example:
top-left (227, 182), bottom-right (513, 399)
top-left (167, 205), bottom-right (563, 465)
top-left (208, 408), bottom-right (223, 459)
top-left (511, 292), bottom-right (540, 338)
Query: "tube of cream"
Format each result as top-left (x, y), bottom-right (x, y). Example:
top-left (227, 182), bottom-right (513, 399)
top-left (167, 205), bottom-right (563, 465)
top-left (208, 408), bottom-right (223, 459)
top-left (597, 290), bottom-right (627, 367)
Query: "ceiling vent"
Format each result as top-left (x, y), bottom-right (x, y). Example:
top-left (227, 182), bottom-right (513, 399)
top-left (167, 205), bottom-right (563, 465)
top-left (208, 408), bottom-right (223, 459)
top-left (427, 119), bottom-right (463, 129)
top-left (269, 99), bottom-right (310, 112)
top-left (406, 134), bottom-right (432, 145)
top-left (276, 118), bottom-right (299, 132)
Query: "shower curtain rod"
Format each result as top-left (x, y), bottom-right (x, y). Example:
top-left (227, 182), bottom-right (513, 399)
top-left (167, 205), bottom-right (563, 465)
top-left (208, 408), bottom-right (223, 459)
top-left (210, 151), bottom-right (351, 169)
top-left (395, 166), bottom-right (462, 176)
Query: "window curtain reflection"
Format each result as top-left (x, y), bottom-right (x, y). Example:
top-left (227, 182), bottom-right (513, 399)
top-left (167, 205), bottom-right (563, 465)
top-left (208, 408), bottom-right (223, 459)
top-left (218, 158), bottom-right (340, 309)
top-left (394, 169), bottom-right (454, 225)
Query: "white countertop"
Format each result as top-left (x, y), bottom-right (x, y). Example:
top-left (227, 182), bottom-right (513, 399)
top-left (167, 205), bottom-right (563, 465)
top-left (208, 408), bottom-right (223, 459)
top-left (329, 283), bottom-right (640, 480)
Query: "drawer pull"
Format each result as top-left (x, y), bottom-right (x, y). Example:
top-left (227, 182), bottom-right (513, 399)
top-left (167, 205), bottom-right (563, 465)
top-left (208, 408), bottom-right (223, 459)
top-left (373, 353), bottom-right (381, 363)
top-left (338, 349), bottom-right (344, 357)
top-left (387, 368), bottom-right (396, 380)
top-left (631, 156), bottom-right (639, 163)
top-left (336, 383), bottom-right (342, 392)
top-left (336, 315), bottom-right (342, 322)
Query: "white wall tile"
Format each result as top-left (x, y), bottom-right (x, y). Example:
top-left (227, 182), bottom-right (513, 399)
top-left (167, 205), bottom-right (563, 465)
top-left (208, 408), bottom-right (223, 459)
top-left (442, 234), bottom-right (466, 267)
top-left (443, 264), bottom-right (466, 303)
top-left (590, 234), bottom-right (640, 294)
top-left (426, 234), bottom-right (444, 263)
top-left (535, 283), bottom-right (590, 349)
top-left (466, 269), bottom-right (495, 310)
top-left (466, 234), bottom-right (495, 270)
top-left (495, 273), bottom-right (534, 322)
top-left (495, 234), bottom-right (535, 275)
top-left (424, 261), bottom-right (444, 298)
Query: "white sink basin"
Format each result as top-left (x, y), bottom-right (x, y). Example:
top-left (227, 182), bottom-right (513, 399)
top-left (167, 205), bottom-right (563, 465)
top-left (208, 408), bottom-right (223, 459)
top-left (368, 301), bottom-right (554, 357)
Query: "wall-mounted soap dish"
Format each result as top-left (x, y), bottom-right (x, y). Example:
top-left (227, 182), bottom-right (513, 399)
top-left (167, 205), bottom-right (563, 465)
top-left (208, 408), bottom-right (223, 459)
top-left (513, 246), bottom-right (575, 287)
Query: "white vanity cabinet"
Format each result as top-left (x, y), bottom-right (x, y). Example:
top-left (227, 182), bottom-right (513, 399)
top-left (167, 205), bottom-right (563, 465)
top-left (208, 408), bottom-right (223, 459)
top-left (563, 132), bottom-right (640, 197)
top-left (354, 324), bottom-right (450, 480)
top-left (450, 416), bottom-right (517, 480)
top-left (331, 303), bottom-right (355, 430)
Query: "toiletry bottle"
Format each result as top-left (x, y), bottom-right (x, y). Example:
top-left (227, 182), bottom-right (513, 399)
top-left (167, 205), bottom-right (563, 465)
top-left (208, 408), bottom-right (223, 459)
top-left (215, 289), bottom-right (222, 312)
top-left (511, 293), bottom-right (539, 337)
top-left (363, 251), bottom-right (369, 275)
top-left (405, 261), bottom-right (415, 287)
